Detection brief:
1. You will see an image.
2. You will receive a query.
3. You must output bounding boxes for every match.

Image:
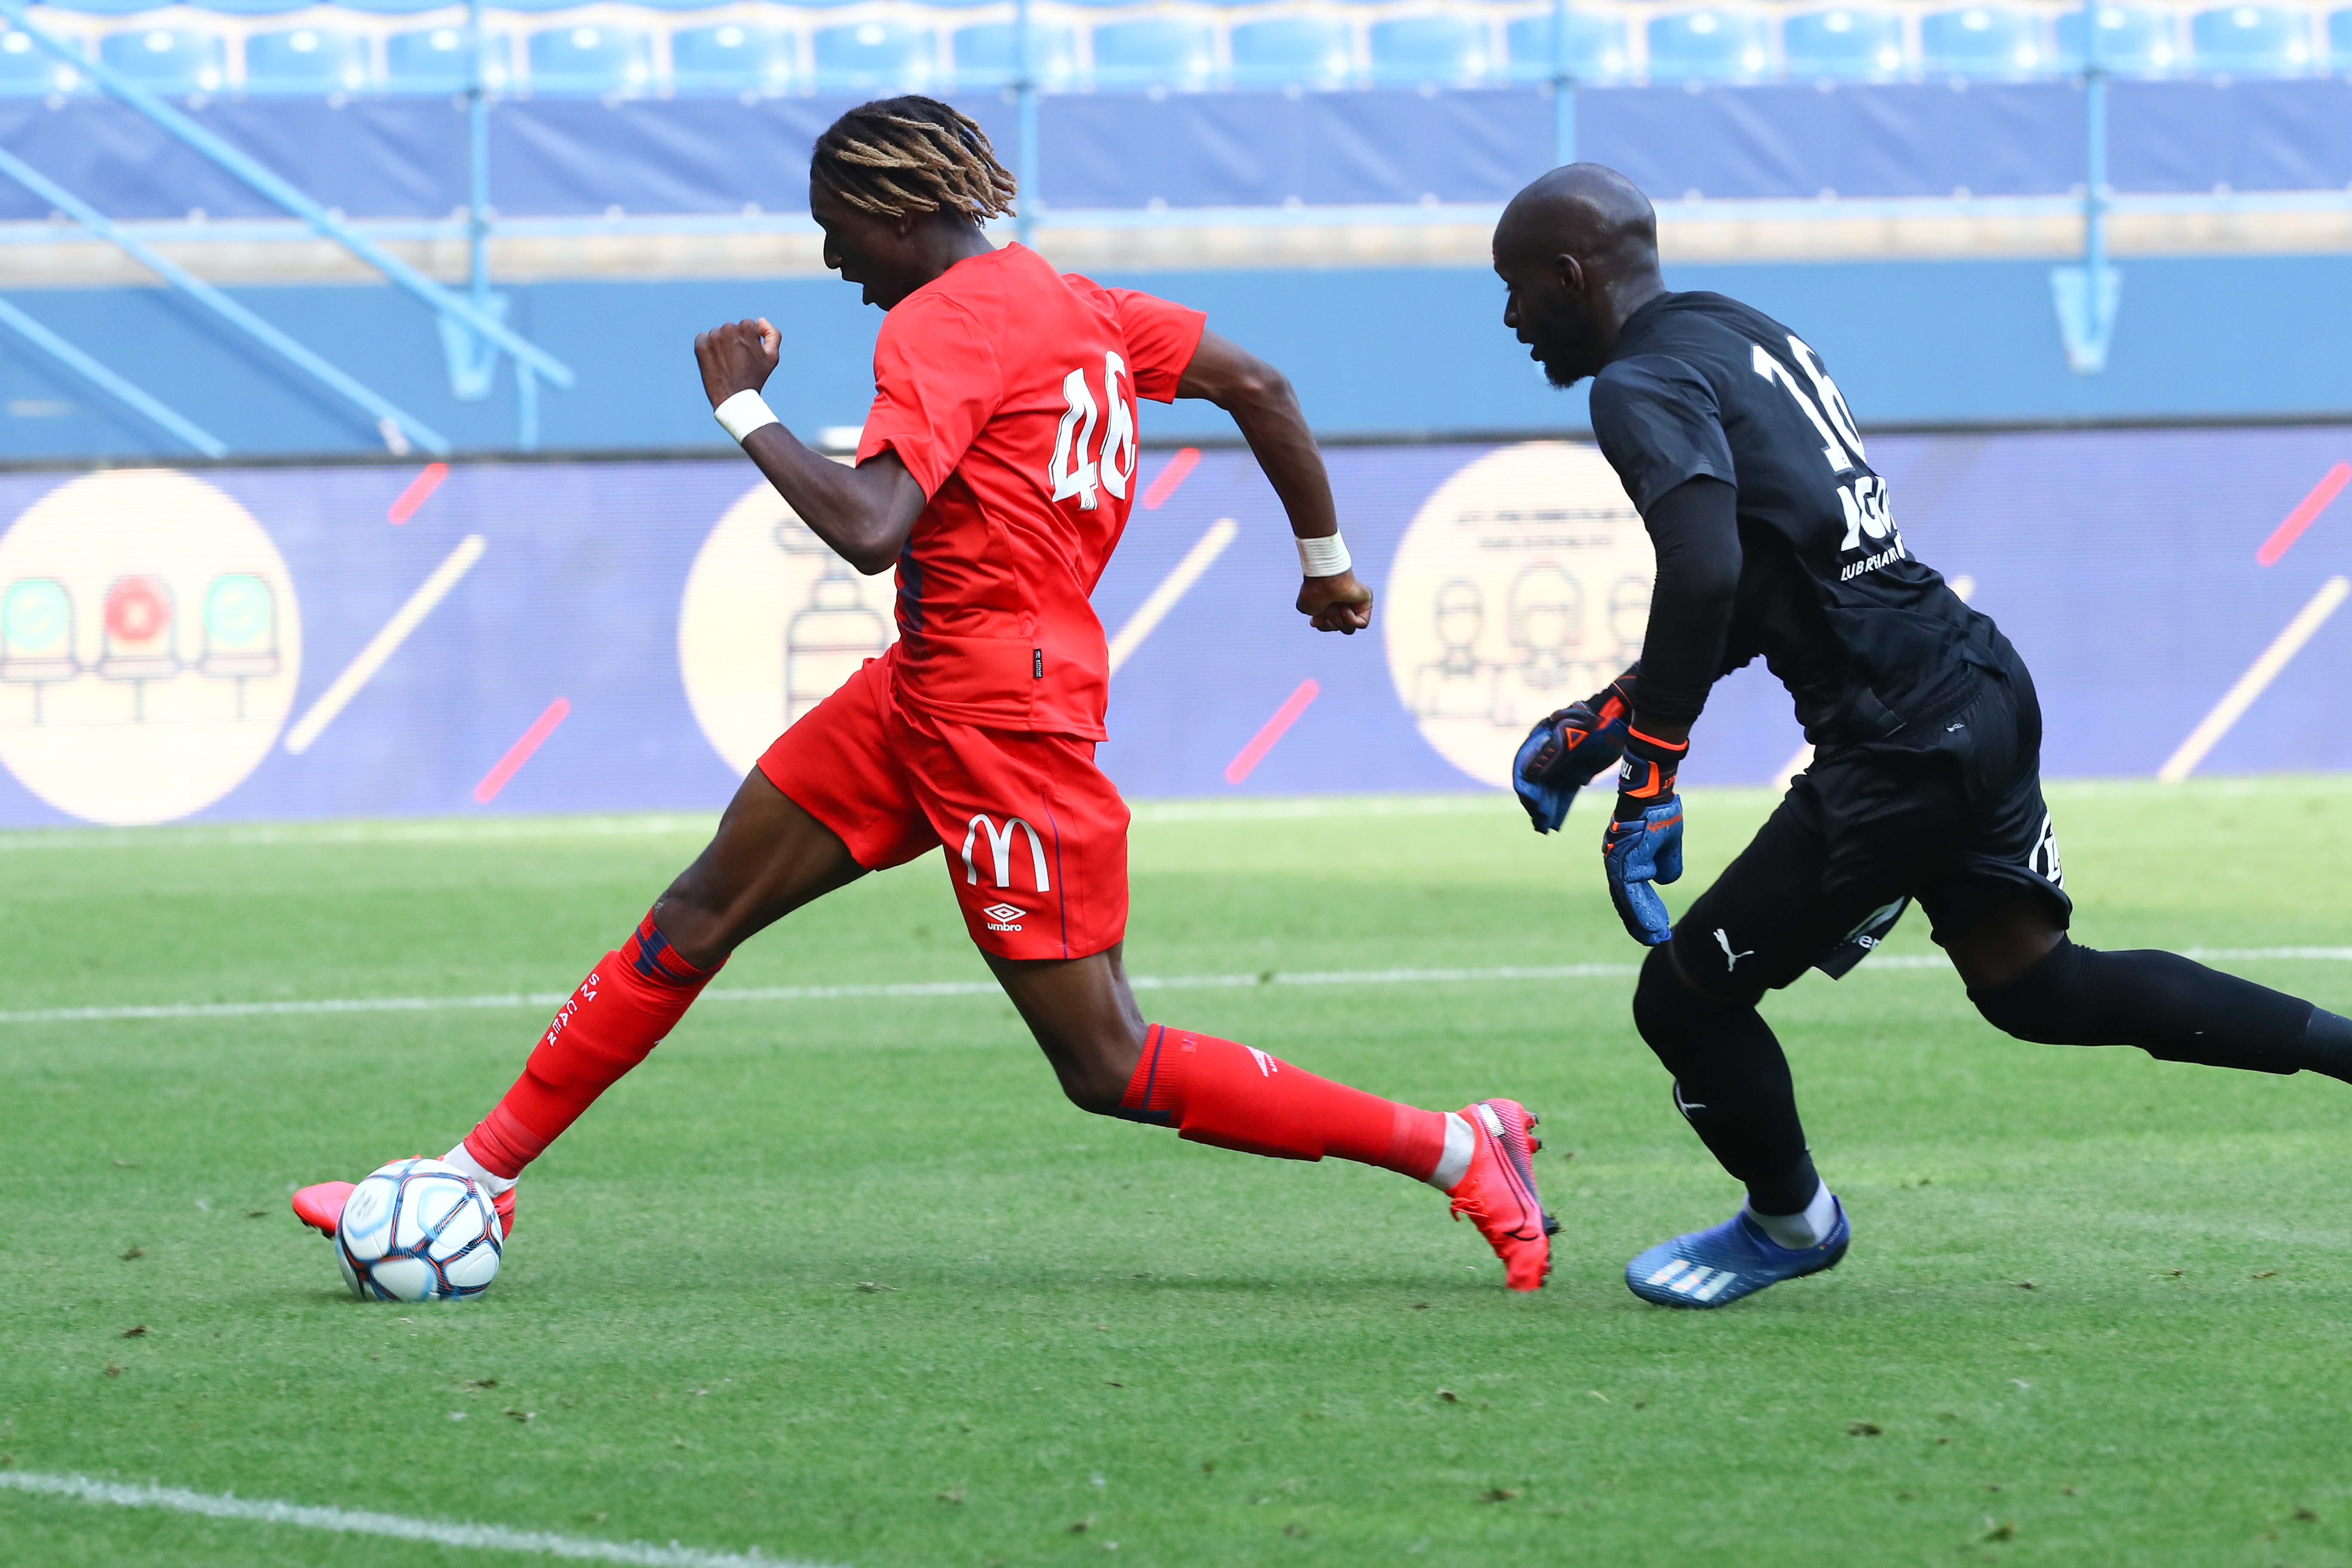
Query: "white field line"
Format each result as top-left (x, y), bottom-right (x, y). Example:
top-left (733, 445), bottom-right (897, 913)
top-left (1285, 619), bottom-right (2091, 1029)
top-left (1106, 517), bottom-right (1238, 675)
top-left (285, 535), bottom-right (487, 755)
top-left (0, 1469), bottom-right (822, 1568)
top-left (3, 950), bottom-right (2346, 1028)
top-left (2159, 575), bottom-right (2351, 783)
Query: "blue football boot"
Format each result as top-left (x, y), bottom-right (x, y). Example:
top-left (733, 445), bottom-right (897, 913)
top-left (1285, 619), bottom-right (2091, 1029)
top-left (1624, 1198), bottom-right (1850, 1308)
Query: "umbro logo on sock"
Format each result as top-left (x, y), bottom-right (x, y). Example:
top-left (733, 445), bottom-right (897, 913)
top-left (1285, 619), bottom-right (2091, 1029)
top-left (981, 902), bottom-right (1025, 931)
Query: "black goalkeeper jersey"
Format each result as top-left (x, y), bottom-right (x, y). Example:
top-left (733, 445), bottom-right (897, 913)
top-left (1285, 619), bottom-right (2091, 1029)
top-left (1589, 290), bottom-right (2006, 747)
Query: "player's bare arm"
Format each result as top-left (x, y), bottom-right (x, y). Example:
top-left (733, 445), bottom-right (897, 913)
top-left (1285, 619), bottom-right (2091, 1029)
top-left (1176, 329), bottom-right (1372, 635)
top-left (692, 318), bottom-right (926, 575)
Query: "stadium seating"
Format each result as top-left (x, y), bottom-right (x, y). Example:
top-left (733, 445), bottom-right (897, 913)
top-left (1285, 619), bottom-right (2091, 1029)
top-left (1919, 5), bottom-right (2046, 74)
top-left (671, 22), bottom-right (799, 93)
top-left (24, 0), bottom-right (2352, 102)
top-left (0, 25), bottom-right (84, 95)
top-left (98, 24), bottom-right (228, 95)
top-left (1782, 6), bottom-right (1908, 77)
top-left (1089, 14), bottom-right (1219, 88)
top-left (1365, 12), bottom-right (1491, 85)
top-left (812, 15), bottom-right (939, 91)
top-left (1502, 9), bottom-right (1631, 80)
top-left (1228, 12), bottom-right (1354, 88)
top-left (1645, 8), bottom-right (1774, 80)
top-left (245, 24), bottom-right (374, 94)
top-left (384, 25), bottom-right (512, 92)
top-left (949, 17), bottom-right (1083, 89)
top-left (2056, 4), bottom-right (2181, 71)
top-left (2188, 4), bottom-right (2312, 69)
top-left (527, 21), bottom-right (655, 94)
top-left (945, 16), bottom-right (1082, 87)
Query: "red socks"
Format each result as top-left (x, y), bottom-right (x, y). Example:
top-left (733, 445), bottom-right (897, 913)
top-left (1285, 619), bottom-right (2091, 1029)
top-left (1119, 1025), bottom-right (1449, 1181)
top-left (463, 914), bottom-right (721, 1180)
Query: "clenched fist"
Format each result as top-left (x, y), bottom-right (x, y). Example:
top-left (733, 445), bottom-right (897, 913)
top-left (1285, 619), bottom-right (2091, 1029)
top-left (694, 318), bottom-right (781, 409)
top-left (1297, 568), bottom-right (1374, 634)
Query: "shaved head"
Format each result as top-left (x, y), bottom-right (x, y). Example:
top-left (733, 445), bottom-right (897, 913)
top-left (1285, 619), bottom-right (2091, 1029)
top-left (1491, 163), bottom-right (1666, 389)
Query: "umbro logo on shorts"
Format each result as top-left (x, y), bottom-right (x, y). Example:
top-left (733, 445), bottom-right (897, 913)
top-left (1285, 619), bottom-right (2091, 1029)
top-left (981, 901), bottom-right (1026, 931)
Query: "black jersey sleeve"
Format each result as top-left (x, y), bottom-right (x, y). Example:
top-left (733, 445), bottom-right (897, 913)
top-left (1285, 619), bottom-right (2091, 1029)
top-left (1630, 476), bottom-right (1740, 729)
top-left (1588, 354), bottom-right (1737, 514)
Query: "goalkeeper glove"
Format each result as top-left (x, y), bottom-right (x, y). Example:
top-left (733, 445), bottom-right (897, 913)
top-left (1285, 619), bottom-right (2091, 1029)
top-left (1511, 675), bottom-right (1635, 833)
top-left (1601, 727), bottom-right (1688, 946)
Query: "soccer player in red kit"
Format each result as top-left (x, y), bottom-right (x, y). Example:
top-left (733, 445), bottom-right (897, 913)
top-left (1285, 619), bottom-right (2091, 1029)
top-left (296, 97), bottom-right (1555, 1290)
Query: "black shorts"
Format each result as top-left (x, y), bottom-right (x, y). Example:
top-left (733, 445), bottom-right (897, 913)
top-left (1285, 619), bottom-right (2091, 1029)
top-left (1672, 658), bottom-right (2072, 1000)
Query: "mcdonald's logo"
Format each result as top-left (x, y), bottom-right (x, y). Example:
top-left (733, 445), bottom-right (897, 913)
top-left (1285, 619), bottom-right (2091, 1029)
top-left (960, 813), bottom-right (1050, 893)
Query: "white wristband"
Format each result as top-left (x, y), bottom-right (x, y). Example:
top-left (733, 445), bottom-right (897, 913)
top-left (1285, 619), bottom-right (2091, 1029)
top-left (1295, 532), bottom-right (1351, 579)
top-left (713, 389), bottom-right (780, 444)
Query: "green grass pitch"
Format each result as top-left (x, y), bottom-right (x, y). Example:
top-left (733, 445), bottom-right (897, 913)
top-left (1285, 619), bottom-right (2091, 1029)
top-left (3, 777), bottom-right (2349, 1567)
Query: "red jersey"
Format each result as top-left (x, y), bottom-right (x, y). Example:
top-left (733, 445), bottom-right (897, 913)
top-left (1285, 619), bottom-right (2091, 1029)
top-left (854, 242), bottom-right (1207, 740)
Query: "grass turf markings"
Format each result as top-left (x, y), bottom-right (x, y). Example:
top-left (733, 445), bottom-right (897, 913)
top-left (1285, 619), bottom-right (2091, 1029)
top-left (0, 1470), bottom-right (822, 1566)
top-left (6, 951), bottom-right (2347, 1028)
top-left (5, 776), bottom-right (2352, 1566)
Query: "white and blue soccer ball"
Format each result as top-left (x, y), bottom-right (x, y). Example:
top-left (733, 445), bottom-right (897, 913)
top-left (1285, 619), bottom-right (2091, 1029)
top-left (336, 1158), bottom-right (502, 1302)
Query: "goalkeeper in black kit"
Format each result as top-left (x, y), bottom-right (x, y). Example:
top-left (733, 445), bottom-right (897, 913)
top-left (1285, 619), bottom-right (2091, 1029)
top-left (1493, 164), bottom-right (2352, 1308)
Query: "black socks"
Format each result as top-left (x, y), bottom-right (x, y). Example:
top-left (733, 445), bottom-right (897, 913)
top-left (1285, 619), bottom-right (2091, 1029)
top-left (1634, 946), bottom-right (1819, 1214)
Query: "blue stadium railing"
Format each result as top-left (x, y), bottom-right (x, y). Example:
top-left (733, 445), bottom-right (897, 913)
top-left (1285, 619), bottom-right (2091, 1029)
top-left (1, 0), bottom-right (2348, 457)
top-left (3, 0), bottom-right (2349, 98)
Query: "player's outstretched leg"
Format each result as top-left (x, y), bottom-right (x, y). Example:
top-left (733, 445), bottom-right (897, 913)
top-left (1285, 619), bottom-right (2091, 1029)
top-left (1956, 908), bottom-right (2352, 1082)
top-left (1618, 941), bottom-right (1850, 1307)
top-left (296, 771), bottom-right (864, 1242)
top-left (991, 952), bottom-right (1557, 1290)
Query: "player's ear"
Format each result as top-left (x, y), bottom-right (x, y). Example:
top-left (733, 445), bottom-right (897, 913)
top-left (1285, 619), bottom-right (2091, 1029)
top-left (1554, 253), bottom-right (1585, 298)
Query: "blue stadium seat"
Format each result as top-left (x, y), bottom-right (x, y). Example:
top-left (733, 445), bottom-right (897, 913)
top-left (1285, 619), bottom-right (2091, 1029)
top-left (2056, 5), bottom-right (2179, 72)
top-left (1366, 13), bottom-right (1492, 86)
top-left (385, 26), bottom-right (513, 93)
top-left (949, 18), bottom-right (1081, 89)
top-left (1919, 6), bottom-right (2046, 74)
top-left (527, 22), bottom-right (655, 94)
top-left (1504, 11), bottom-right (1631, 81)
top-left (2332, 6), bottom-right (2352, 66)
top-left (244, 25), bottom-right (372, 95)
top-left (670, 22), bottom-right (798, 93)
top-left (1644, 9), bottom-right (1773, 81)
top-left (812, 18), bottom-right (938, 92)
top-left (0, 25), bottom-right (85, 94)
top-left (98, 25), bottom-right (227, 94)
top-left (2188, 5), bottom-right (2311, 70)
top-left (1782, 7), bottom-right (1908, 78)
top-left (1088, 15), bottom-right (1218, 89)
top-left (1229, 14), bottom-right (1354, 89)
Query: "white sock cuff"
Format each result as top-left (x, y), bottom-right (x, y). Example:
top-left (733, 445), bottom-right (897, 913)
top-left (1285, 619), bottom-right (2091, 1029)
top-left (1428, 1111), bottom-right (1476, 1191)
top-left (441, 1141), bottom-right (517, 1196)
top-left (1749, 1179), bottom-right (1835, 1250)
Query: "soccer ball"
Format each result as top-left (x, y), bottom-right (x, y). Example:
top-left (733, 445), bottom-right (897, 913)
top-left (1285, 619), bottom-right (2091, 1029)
top-left (336, 1158), bottom-right (503, 1302)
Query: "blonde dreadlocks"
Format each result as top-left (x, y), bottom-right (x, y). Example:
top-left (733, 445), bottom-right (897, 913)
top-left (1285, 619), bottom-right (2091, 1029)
top-left (811, 97), bottom-right (1017, 224)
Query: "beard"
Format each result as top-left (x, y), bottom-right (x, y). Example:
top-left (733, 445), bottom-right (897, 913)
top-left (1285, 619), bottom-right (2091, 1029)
top-left (1528, 309), bottom-right (1603, 389)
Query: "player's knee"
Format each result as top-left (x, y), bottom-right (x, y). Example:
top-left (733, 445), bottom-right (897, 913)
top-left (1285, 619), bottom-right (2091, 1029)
top-left (1632, 941), bottom-right (1756, 1069)
top-left (1966, 936), bottom-right (2098, 1044)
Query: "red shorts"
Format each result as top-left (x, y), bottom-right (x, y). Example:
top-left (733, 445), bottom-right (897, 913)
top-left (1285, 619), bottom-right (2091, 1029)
top-left (757, 657), bottom-right (1130, 961)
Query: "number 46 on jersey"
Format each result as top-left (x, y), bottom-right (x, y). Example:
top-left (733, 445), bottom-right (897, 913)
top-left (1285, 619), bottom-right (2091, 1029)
top-left (1048, 352), bottom-right (1139, 511)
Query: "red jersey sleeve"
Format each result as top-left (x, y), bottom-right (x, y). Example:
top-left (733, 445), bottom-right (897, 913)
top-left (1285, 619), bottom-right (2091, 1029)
top-left (856, 292), bottom-right (1004, 498)
top-left (1103, 288), bottom-right (1207, 404)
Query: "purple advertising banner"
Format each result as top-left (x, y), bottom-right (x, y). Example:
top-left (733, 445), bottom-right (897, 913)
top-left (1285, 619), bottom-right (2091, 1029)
top-left (0, 426), bottom-right (2346, 829)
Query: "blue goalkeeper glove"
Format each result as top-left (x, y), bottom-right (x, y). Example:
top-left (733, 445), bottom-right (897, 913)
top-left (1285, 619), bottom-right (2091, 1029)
top-left (1601, 728), bottom-right (1688, 946)
top-left (1511, 676), bottom-right (1635, 833)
